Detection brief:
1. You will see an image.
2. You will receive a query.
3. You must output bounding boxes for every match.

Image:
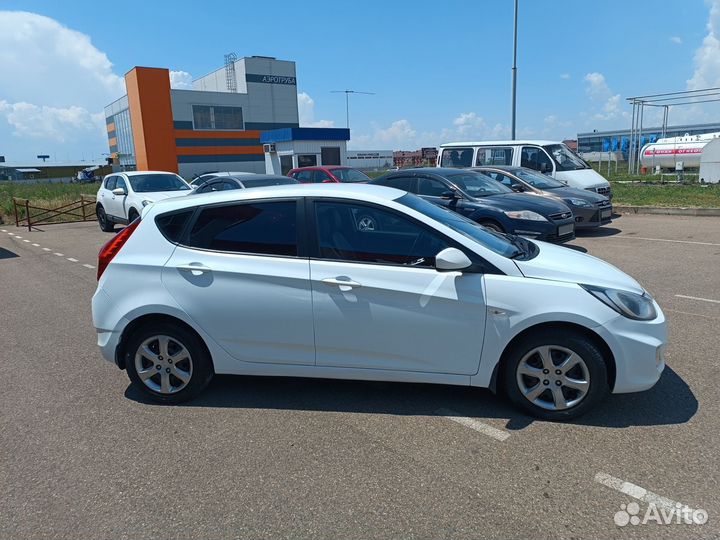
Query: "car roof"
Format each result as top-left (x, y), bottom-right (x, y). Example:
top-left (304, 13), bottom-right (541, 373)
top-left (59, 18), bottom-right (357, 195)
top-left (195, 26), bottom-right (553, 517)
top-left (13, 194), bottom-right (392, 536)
top-left (117, 170), bottom-right (182, 177)
top-left (474, 165), bottom-right (524, 173)
top-left (385, 167), bottom-right (477, 177)
top-left (211, 174), bottom-right (292, 182)
top-left (439, 140), bottom-right (559, 147)
top-left (147, 183), bottom-right (405, 213)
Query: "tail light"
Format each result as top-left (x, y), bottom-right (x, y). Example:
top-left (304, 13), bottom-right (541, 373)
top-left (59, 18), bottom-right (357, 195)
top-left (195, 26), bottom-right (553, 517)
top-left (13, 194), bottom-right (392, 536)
top-left (97, 220), bottom-right (141, 280)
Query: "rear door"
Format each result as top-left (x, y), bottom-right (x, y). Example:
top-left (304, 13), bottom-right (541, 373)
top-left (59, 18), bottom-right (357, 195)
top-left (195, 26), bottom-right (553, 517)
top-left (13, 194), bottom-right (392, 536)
top-left (162, 198), bottom-right (315, 365)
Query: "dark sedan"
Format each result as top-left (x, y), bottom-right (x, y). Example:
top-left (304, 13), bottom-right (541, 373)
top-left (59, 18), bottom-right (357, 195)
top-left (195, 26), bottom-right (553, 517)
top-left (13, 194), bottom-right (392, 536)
top-left (475, 166), bottom-right (613, 229)
top-left (371, 168), bottom-right (576, 243)
top-left (194, 174), bottom-right (298, 193)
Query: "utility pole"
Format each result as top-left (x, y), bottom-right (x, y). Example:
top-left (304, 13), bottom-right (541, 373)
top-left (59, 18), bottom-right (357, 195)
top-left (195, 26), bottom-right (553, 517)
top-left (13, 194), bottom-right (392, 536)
top-left (331, 89), bottom-right (375, 130)
top-left (511, 0), bottom-right (519, 140)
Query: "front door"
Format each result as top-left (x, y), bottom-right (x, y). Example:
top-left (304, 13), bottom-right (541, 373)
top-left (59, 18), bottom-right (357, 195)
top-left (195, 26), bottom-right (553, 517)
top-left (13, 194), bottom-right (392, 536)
top-left (309, 199), bottom-right (487, 375)
top-left (105, 176), bottom-right (128, 220)
top-left (162, 199), bottom-right (315, 365)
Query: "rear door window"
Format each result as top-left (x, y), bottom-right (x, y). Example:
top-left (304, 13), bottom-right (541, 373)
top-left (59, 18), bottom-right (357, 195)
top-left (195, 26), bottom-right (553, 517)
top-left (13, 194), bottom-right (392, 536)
top-left (105, 176), bottom-right (117, 190)
top-left (313, 170), bottom-right (333, 183)
top-left (294, 171), bottom-right (313, 183)
top-left (440, 148), bottom-right (474, 167)
top-left (186, 201), bottom-right (298, 256)
top-left (382, 176), bottom-right (417, 192)
top-left (475, 147), bottom-right (514, 166)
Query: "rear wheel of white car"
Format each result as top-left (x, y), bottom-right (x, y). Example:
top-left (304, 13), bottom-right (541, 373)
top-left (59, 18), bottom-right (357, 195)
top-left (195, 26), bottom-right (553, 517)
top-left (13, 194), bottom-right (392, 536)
top-left (125, 322), bottom-right (214, 404)
top-left (96, 205), bottom-right (114, 232)
top-left (503, 329), bottom-right (609, 420)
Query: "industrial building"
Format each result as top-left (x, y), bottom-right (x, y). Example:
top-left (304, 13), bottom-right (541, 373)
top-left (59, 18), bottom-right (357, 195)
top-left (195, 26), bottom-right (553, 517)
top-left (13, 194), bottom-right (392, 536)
top-left (577, 122), bottom-right (720, 155)
top-left (104, 55), bottom-right (300, 178)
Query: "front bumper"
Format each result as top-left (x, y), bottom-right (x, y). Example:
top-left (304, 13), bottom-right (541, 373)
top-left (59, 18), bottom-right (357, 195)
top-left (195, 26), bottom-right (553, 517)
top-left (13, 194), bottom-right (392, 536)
top-left (593, 301), bottom-right (667, 393)
top-left (513, 217), bottom-right (575, 244)
top-left (574, 204), bottom-right (613, 229)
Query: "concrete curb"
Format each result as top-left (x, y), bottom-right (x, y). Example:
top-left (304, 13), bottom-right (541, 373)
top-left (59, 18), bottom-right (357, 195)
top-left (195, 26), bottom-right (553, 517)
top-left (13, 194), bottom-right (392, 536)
top-left (614, 205), bottom-right (720, 217)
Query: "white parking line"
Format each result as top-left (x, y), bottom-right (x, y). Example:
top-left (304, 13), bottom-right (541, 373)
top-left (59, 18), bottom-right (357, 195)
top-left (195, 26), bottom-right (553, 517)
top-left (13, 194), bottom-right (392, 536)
top-left (436, 409), bottom-right (510, 441)
top-left (23, 239), bottom-right (30, 243)
top-left (1, 229), bottom-right (6, 232)
top-left (31, 243), bottom-right (40, 247)
top-left (675, 294), bottom-right (720, 304)
top-left (617, 236), bottom-right (720, 247)
top-left (54, 252), bottom-right (64, 257)
top-left (66, 257), bottom-right (78, 262)
top-left (42, 247), bottom-right (51, 251)
top-left (82, 263), bottom-right (95, 269)
top-left (594, 472), bottom-right (696, 513)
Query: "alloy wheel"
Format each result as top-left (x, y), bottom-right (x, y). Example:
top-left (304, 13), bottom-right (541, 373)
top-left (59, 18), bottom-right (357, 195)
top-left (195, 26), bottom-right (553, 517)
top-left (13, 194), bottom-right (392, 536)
top-left (134, 335), bottom-right (193, 394)
top-left (516, 345), bottom-right (590, 411)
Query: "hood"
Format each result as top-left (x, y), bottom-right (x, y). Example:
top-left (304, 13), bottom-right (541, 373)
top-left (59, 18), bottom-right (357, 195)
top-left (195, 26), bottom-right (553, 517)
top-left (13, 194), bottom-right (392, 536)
top-left (139, 190), bottom-right (191, 202)
top-left (514, 240), bottom-right (644, 294)
top-left (554, 168), bottom-right (610, 189)
top-left (541, 186), bottom-right (608, 204)
top-left (479, 192), bottom-right (572, 214)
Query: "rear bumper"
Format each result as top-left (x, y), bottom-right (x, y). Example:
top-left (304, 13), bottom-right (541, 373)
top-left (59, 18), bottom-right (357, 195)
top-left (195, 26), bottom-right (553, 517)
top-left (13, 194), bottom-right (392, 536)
top-left (593, 302), bottom-right (667, 393)
top-left (92, 287), bottom-right (127, 367)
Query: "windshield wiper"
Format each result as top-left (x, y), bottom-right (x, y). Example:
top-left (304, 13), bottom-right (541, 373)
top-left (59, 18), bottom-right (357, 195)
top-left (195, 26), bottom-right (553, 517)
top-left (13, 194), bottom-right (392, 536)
top-left (505, 233), bottom-right (527, 259)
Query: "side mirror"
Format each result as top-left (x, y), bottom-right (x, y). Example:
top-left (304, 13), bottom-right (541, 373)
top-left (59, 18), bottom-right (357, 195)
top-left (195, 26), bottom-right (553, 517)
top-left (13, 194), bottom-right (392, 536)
top-left (435, 247), bottom-right (472, 272)
top-left (112, 187), bottom-right (126, 196)
top-left (540, 163), bottom-right (551, 174)
top-left (440, 190), bottom-right (460, 200)
top-left (511, 184), bottom-right (524, 192)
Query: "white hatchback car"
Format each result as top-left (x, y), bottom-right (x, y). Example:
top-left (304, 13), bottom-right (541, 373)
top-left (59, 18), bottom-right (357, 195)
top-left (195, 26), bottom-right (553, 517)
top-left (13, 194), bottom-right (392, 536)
top-left (96, 171), bottom-right (192, 232)
top-left (91, 184), bottom-right (666, 420)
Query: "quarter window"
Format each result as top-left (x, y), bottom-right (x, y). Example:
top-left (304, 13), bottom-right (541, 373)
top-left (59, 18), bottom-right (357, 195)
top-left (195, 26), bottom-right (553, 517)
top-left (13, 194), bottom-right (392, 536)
top-left (187, 201), bottom-right (297, 256)
top-left (440, 148), bottom-right (473, 167)
top-left (155, 210), bottom-right (194, 243)
top-left (475, 147), bottom-right (514, 166)
top-left (314, 201), bottom-right (449, 268)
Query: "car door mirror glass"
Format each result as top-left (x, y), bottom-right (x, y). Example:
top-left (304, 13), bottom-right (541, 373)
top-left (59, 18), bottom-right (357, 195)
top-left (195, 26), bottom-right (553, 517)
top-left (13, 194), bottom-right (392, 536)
top-left (511, 184), bottom-right (524, 192)
top-left (112, 187), bottom-right (126, 196)
top-left (440, 190), bottom-right (459, 200)
top-left (435, 247), bottom-right (472, 272)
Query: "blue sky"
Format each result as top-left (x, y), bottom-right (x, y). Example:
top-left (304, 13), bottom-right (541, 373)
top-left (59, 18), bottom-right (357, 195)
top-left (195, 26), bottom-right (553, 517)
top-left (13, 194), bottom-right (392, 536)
top-left (1, 0), bottom-right (719, 162)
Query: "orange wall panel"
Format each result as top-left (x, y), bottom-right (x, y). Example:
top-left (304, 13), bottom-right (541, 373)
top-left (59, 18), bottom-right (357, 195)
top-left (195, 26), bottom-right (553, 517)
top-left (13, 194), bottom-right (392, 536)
top-left (125, 67), bottom-right (177, 172)
top-left (106, 122), bottom-right (115, 133)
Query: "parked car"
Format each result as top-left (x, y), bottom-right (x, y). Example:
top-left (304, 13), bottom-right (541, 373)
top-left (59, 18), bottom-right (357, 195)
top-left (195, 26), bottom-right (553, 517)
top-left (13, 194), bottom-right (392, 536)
top-left (370, 168), bottom-right (576, 243)
top-left (437, 140), bottom-right (612, 198)
top-left (194, 174), bottom-right (298, 193)
top-left (288, 166), bottom-right (371, 183)
top-left (475, 166), bottom-right (613, 229)
top-left (189, 171), bottom-right (257, 188)
top-left (92, 184), bottom-right (666, 420)
top-left (96, 171), bottom-right (191, 232)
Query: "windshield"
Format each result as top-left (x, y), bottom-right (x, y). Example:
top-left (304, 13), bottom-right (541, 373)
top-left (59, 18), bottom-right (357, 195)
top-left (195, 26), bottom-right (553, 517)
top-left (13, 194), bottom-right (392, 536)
top-left (514, 168), bottom-right (566, 189)
top-left (129, 174), bottom-right (190, 193)
top-left (330, 168), bottom-right (371, 183)
top-left (396, 193), bottom-right (521, 258)
top-left (543, 144), bottom-right (590, 171)
top-left (446, 171), bottom-right (512, 197)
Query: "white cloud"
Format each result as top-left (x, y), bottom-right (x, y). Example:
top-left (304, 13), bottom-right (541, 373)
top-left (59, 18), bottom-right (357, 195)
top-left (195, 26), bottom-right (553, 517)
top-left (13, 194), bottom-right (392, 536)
top-left (452, 112), bottom-right (486, 134)
top-left (170, 70), bottom-right (193, 90)
top-left (671, 36), bottom-right (683, 45)
top-left (687, 0), bottom-right (720, 90)
top-left (583, 72), bottom-right (625, 122)
top-left (560, 73), bottom-right (571, 80)
top-left (0, 11), bottom-right (125, 160)
top-left (0, 100), bottom-right (104, 142)
top-left (297, 92), bottom-right (335, 128)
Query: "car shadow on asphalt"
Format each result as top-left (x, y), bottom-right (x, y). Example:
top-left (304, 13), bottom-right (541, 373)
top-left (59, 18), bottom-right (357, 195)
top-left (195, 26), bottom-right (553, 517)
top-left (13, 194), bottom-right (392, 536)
top-left (124, 365), bottom-right (696, 430)
top-left (575, 226), bottom-right (623, 238)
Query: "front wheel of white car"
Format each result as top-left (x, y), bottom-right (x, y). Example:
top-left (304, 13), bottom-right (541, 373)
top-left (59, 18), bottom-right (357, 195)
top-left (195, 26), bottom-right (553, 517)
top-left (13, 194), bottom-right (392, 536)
top-left (125, 322), bottom-right (214, 404)
top-left (503, 329), bottom-right (609, 420)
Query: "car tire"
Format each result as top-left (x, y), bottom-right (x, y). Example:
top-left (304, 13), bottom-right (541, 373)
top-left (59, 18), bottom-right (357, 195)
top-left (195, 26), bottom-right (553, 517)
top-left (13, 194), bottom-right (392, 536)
top-left (502, 328), bottom-right (609, 421)
top-left (96, 205), bottom-right (115, 232)
top-left (125, 322), bottom-right (214, 404)
top-left (479, 220), bottom-right (504, 233)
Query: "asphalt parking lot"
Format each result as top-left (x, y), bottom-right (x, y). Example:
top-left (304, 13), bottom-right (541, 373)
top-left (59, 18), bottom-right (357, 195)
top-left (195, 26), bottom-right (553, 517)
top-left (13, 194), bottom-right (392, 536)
top-left (1, 214), bottom-right (719, 539)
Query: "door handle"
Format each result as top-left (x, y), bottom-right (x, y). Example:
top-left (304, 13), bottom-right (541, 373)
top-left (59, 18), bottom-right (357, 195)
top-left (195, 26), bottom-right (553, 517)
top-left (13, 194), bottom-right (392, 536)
top-left (321, 277), bottom-right (362, 289)
top-left (176, 263), bottom-right (212, 275)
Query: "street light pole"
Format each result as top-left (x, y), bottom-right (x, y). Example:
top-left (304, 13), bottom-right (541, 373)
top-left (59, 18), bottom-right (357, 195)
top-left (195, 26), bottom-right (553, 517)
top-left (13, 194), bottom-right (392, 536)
top-left (331, 90), bottom-right (375, 131)
top-left (511, 0), bottom-right (518, 140)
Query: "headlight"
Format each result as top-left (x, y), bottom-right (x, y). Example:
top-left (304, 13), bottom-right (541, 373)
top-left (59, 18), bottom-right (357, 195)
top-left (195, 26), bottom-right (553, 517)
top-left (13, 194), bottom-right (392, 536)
top-left (581, 284), bottom-right (657, 320)
top-left (141, 199), bottom-right (154, 207)
top-left (504, 210), bottom-right (547, 221)
top-left (566, 198), bottom-right (592, 208)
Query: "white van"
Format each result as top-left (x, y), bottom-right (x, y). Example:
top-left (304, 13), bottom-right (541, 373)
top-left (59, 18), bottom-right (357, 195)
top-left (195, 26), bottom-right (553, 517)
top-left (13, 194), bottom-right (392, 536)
top-left (438, 140), bottom-right (612, 198)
